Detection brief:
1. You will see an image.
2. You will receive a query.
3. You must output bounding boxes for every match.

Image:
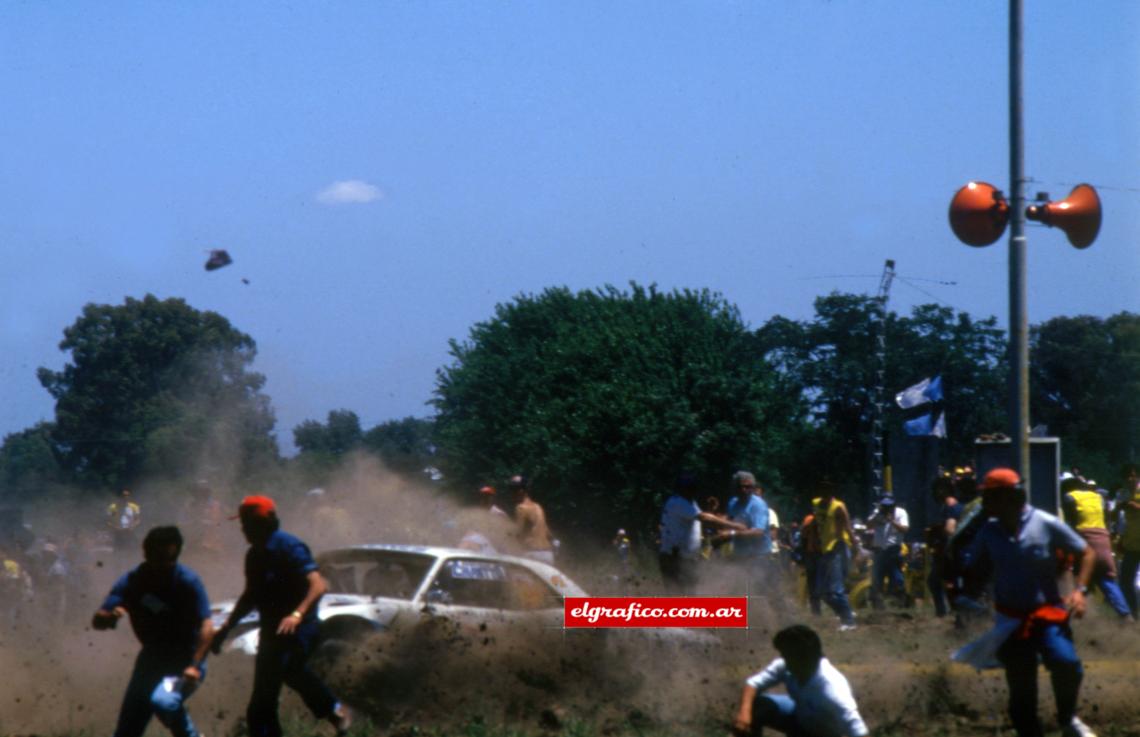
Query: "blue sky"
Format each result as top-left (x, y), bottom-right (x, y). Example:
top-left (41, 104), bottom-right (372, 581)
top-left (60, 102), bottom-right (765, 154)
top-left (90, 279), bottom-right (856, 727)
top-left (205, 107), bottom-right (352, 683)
top-left (2, 2), bottom-right (1137, 451)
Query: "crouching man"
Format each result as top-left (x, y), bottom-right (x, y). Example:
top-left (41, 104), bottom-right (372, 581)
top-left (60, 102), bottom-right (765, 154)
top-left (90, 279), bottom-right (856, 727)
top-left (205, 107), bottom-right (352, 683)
top-left (733, 624), bottom-right (868, 737)
top-left (92, 526), bottom-right (212, 737)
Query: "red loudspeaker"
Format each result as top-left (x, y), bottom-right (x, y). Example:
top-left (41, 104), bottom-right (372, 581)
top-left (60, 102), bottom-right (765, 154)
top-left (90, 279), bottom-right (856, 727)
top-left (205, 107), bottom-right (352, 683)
top-left (1025, 184), bottom-right (1101, 249)
top-left (949, 181), bottom-right (1009, 247)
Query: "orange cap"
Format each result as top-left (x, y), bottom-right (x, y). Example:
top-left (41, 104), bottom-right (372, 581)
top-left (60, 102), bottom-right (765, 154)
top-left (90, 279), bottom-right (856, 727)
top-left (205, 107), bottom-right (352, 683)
top-left (231, 494), bottom-right (277, 520)
top-left (479, 485), bottom-right (496, 496)
top-left (981, 468), bottom-right (1021, 490)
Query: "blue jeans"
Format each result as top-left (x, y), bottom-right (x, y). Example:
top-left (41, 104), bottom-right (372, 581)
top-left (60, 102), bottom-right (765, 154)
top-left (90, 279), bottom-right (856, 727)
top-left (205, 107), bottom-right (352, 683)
top-left (114, 649), bottom-right (204, 737)
top-left (870, 545), bottom-right (906, 607)
top-left (928, 554), bottom-right (950, 617)
top-left (248, 624), bottom-right (337, 737)
top-left (749, 694), bottom-right (801, 737)
top-left (1120, 551), bottom-right (1140, 616)
top-left (816, 544), bottom-right (854, 625)
top-left (1094, 575), bottom-right (1131, 618)
top-left (996, 622), bottom-right (1083, 737)
top-left (802, 554), bottom-right (821, 615)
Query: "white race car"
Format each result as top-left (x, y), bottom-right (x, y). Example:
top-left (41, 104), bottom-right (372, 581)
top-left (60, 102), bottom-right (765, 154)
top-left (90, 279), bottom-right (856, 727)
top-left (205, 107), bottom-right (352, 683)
top-left (210, 544), bottom-right (589, 656)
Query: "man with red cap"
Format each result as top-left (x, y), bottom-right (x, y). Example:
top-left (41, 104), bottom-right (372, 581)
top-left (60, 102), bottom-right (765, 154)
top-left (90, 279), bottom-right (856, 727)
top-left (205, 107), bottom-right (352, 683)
top-left (478, 485), bottom-right (509, 518)
top-left (957, 468), bottom-right (1097, 737)
top-left (210, 495), bottom-right (351, 737)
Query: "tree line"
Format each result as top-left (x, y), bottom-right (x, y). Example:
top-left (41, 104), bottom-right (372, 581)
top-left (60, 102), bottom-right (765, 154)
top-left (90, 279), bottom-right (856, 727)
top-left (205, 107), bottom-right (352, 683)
top-left (1, 289), bottom-right (1136, 541)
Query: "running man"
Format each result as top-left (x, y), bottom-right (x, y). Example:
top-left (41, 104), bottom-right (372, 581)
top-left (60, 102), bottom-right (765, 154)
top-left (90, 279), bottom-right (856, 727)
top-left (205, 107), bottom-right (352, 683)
top-left (210, 495), bottom-right (351, 737)
top-left (93, 526), bottom-right (212, 737)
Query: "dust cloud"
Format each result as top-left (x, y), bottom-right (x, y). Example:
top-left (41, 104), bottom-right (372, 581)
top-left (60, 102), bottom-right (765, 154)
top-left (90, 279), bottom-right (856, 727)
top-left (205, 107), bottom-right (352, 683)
top-left (4, 454), bottom-right (1140, 736)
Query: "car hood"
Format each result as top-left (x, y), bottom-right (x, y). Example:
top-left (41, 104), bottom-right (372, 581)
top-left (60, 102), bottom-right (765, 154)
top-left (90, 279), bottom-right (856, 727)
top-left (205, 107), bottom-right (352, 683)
top-left (210, 593), bottom-right (411, 653)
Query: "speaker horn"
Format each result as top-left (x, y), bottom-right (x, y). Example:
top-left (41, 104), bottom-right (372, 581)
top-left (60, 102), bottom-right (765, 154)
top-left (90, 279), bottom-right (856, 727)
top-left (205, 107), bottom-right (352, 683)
top-left (1025, 183), bottom-right (1101, 249)
top-left (949, 181), bottom-right (1009, 247)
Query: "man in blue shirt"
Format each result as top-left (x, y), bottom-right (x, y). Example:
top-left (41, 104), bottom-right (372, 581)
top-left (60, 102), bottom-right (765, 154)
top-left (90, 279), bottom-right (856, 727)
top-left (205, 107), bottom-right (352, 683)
top-left (211, 495), bottom-right (351, 737)
top-left (93, 526), bottom-right (212, 737)
top-left (708, 471), bottom-right (770, 594)
top-left (963, 468), bottom-right (1097, 737)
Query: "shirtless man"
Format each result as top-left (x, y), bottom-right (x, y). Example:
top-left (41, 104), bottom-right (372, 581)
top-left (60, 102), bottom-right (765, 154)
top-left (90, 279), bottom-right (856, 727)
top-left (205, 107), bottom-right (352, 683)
top-left (507, 475), bottom-right (555, 563)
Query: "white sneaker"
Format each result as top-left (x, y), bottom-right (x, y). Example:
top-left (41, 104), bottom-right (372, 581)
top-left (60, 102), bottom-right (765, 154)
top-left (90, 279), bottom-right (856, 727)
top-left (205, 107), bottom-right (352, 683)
top-left (1061, 717), bottom-right (1097, 737)
top-left (329, 702), bottom-right (353, 736)
top-left (838, 623), bottom-right (857, 632)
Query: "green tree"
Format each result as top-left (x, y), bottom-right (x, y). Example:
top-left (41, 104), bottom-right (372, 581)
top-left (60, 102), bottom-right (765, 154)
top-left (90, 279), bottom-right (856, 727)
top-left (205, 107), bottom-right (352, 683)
top-left (294, 410), bottom-right (364, 457)
top-left (432, 283), bottom-right (802, 537)
top-left (0, 422), bottom-right (65, 500)
top-left (362, 416), bottom-right (436, 475)
top-left (757, 293), bottom-right (1006, 507)
top-left (1031, 312), bottom-right (1140, 479)
top-left (290, 409), bottom-right (365, 488)
top-left (37, 295), bottom-right (278, 489)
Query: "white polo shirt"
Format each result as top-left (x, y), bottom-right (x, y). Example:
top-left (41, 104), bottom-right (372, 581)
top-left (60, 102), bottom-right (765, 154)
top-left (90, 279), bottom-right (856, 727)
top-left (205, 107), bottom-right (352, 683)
top-left (870, 507), bottom-right (909, 549)
top-left (746, 657), bottom-right (868, 737)
top-left (659, 494), bottom-right (702, 558)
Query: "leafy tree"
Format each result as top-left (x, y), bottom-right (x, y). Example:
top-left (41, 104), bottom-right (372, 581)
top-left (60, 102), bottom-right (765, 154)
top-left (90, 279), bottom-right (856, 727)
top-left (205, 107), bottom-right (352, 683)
top-left (290, 409), bottom-right (366, 486)
top-left (294, 410), bottom-right (364, 457)
top-left (757, 293), bottom-right (1006, 508)
top-left (1031, 312), bottom-right (1140, 480)
top-left (362, 416), bottom-right (436, 475)
top-left (432, 283), bottom-right (802, 537)
top-left (0, 422), bottom-right (65, 500)
top-left (37, 294), bottom-right (277, 489)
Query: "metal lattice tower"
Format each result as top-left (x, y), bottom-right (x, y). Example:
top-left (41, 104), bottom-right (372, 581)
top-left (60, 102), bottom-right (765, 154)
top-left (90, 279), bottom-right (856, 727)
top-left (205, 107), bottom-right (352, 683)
top-left (869, 259), bottom-right (896, 501)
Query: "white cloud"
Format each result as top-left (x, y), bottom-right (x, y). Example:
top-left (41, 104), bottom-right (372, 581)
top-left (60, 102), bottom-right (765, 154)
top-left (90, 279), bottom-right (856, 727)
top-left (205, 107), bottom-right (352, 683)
top-left (316, 179), bottom-right (384, 205)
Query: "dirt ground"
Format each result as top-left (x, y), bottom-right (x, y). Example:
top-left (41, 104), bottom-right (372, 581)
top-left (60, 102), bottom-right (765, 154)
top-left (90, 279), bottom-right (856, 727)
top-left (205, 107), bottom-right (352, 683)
top-left (6, 465), bottom-right (1140, 737)
top-left (5, 576), bottom-right (1140, 737)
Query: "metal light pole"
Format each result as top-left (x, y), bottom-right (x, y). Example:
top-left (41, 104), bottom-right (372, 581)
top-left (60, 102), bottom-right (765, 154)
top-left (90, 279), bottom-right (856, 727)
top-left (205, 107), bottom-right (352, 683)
top-left (1008, 0), bottom-right (1030, 482)
top-left (948, 1), bottom-right (1102, 489)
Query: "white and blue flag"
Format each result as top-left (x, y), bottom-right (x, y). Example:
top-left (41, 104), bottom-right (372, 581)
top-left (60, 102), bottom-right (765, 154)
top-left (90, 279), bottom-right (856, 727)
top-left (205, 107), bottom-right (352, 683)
top-left (895, 376), bottom-right (946, 438)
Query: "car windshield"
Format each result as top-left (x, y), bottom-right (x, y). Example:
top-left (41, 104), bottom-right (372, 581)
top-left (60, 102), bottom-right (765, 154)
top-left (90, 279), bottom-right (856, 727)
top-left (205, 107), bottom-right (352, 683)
top-left (318, 549), bottom-right (435, 600)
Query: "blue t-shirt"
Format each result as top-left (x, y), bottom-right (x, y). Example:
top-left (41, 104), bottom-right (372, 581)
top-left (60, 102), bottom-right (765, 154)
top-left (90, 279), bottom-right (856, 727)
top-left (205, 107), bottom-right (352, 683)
top-left (727, 494), bottom-right (770, 558)
top-left (101, 562), bottom-right (210, 662)
top-left (964, 506), bottom-right (1088, 612)
top-left (245, 529), bottom-right (320, 631)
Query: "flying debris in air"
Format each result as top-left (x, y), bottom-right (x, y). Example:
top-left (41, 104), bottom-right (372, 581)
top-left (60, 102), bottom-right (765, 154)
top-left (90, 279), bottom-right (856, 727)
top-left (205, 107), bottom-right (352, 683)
top-left (204, 249), bottom-right (233, 271)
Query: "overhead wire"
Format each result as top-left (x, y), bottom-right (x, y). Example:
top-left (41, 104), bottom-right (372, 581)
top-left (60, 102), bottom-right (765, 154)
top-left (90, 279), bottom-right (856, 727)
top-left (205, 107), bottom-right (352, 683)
top-left (894, 276), bottom-right (959, 311)
top-left (798, 274), bottom-right (880, 281)
top-left (1026, 177), bottom-right (1140, 196)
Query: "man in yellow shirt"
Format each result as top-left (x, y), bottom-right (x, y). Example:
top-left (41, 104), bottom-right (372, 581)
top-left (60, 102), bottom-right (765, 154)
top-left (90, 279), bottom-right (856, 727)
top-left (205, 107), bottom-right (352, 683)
top-left (1061, 475), bottom-right (1131, 619)
top-left (811, 480), bottom-right (860, 631)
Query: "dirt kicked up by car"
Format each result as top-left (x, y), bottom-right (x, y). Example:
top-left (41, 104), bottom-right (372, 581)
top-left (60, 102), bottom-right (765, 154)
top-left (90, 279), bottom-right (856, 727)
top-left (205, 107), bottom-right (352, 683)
top-left (210, 544), bottom-right (589, 655)
top-left (210, 543), bottom-right (717, 659)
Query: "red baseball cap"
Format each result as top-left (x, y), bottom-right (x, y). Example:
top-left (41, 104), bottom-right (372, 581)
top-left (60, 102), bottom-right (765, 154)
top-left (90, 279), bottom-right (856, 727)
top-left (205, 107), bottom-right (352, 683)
top-left (479, 485), bottom-right (496, 496)
top-left (231, 495), bottom-right (277, 520)
top-left (981, 468), bottom-right (1021, 490)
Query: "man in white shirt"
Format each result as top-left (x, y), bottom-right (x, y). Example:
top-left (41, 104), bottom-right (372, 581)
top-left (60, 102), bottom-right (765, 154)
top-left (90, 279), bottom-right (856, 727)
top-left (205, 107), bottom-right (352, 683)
top-left (866, 495), bottom-right (910, 609)
top-left (659, 471), bottom-right (712, 595)
top-left (733, 624), bottom-right (868, 737)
